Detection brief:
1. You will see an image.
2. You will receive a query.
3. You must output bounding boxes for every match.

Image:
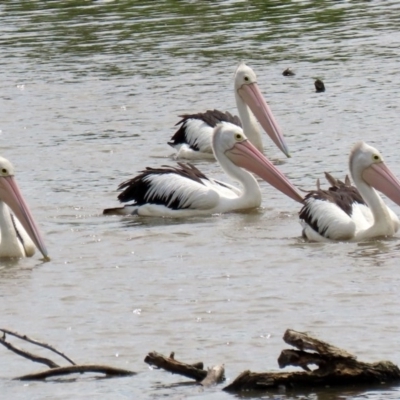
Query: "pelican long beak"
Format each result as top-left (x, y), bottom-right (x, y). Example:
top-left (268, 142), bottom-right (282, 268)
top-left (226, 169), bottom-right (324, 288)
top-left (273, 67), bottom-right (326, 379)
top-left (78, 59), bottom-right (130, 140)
top-left (238, 82), bottom-right (290, 158)
top-left (363, 162), bottom-right (400, 206)
top-left (225, 139), bottom-right (303, 203)
top-left (0, 176), bottom-right (49, 259)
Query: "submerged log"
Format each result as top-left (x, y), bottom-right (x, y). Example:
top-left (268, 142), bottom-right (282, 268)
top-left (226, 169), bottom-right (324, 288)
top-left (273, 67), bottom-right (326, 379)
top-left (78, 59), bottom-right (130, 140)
top-left (17, 365), bottom-right (135, 381)
top-left (223, 329), bottom-right (400, 392)
top-left (224, 361), bottom-right (400, 392)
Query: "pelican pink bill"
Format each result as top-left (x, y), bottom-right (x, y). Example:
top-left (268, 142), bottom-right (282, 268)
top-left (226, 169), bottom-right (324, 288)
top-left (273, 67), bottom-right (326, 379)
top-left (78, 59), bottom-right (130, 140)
top-left (362, 160), bottom-right (400, 206)
top-left (0, 157), bottom-right (49, 259)
top-left (222, 135), bottom-right (301, 204)
top-left (236, 79), bottom-right (290, 158)
top-left (169, 62), bottom-right (290, 160)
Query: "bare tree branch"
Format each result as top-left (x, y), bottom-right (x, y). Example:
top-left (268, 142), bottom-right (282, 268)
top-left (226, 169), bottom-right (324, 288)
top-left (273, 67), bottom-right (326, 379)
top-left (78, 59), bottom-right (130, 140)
top-left (144, 351), bottom-right (207, 381)
top-left (1, 328), bottom-right (76, 366)
top-left (0, 337), bottom-right (59, 368)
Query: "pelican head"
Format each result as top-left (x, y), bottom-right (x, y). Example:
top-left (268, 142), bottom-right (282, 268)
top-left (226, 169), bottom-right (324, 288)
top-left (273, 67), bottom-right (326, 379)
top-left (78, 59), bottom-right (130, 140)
top-left (213, 124), bottom-right (303, 203)
top-left (350, 141), bottom-right (400, 207)
top-left (0, 157), bottom-right (49, 259)
top-left (234, 62), bottom-right (291, 158)
top-left (234, 62), bottom-right (258, 89)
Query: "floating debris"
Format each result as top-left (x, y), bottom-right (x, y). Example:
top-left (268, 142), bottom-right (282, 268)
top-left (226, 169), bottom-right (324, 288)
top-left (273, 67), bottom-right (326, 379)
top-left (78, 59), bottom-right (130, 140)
top-left (315, 79), bottom-right (325, 92)
top-left (282, 67), bottom-right (295, 76)
top-left (145, 329), bottom-right (400, 393)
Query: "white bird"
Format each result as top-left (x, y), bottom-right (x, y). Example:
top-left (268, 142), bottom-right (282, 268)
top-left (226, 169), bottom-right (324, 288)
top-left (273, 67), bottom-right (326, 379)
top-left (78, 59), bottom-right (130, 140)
top-left (300, 142), bottom-right (400, 242)
top-left (104, 123), bottom-right (303, 218)
top-left (168, 62), bottom-right (290, 160)
top-left (0, 156), bottom-right (49, 259)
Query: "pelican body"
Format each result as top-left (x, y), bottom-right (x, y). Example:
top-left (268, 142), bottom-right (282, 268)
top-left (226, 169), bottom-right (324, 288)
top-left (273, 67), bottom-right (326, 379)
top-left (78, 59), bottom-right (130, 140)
top-left (104, 123), bottom-right (302, 218)
top-left (0, 157), bottom-right (48, 259)
top-left (300, 142), bottom-right (400, 242)
top-left (168, 62), bottom-right (290, 160)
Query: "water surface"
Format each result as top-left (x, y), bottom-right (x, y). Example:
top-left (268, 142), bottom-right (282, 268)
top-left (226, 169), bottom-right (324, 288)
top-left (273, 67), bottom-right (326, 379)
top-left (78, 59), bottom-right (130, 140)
top-left (1, 1), bottom-right (400, 399)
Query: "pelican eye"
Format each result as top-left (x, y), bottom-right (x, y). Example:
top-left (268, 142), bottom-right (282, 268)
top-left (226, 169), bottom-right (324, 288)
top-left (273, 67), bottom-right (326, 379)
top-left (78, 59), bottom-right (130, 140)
top-left (244, 76), bottom-right (249, 82)
top-left (1, 168), bottom-right (7, 174)
top-left (373, 154), bottom-right (380, 161)
top-left (234, 133), bottom-right (243, 141)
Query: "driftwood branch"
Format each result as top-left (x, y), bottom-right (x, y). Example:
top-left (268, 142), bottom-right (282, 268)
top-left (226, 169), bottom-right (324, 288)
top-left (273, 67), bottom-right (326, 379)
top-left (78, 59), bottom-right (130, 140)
top-left (17, 365), bottom-right (135, 381)
top-left (1, 328), bottom-right (76, 366)
top-left (144, 351), bottom-right (207, 381)
top-left (283, 329), bottom-right (355, 360)
top-left (3, 326), bottom-right (400, 392)
top-left (144, 351), bottom-right (225, 386)
top-left (0, 336), bottom-right (59, 369)
top-left (1, 328), bottom-right (135, 380)
top-left (223, 329), bottom-right (400, 392)
top-left (144, 330), bottom-right (400, 393)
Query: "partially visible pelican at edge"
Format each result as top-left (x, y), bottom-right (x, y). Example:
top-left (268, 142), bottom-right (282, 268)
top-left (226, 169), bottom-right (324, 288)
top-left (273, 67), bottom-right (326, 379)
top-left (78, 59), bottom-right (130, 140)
top-left (0, 156), bottom-right (49, 259)
top-left (168, 62), bottom-right (290, 160)
top-left (104, 123), bottom-right (303, 217)
top-left (300, 142), bottom-right (400, 242)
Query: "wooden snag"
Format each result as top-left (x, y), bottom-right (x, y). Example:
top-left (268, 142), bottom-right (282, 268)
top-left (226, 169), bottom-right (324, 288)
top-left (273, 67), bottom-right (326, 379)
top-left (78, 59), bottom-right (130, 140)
top-left (144, 351), bottom-right (207, 381)
top-left (223, 329), bottom-right (400, 392)
top-left (144, 351), bottom-right (225, 386)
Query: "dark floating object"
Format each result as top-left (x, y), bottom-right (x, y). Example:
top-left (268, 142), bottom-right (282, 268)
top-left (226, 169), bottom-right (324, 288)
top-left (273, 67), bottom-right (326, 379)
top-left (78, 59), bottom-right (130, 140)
top-left (145, 351), bottom-right (225, 386)
top-left (224, 329), bottom-right (400, 392)
top-left (315, 79), bottom-right (325, 92)
top-left (145, 329), bottom-right (400, 393)
top-left (282, 67), bottom-right (295, 76)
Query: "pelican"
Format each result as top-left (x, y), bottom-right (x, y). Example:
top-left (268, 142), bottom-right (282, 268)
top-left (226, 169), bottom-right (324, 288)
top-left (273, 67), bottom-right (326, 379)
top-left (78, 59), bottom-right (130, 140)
top-left (0, 156), bottom-right (49, 259)
top-left (104, 123), bottom-right (303, 217)
top-left (168, 62), bottom-right (290, 160)
top-left (300, 142), bottom-right (400, 242)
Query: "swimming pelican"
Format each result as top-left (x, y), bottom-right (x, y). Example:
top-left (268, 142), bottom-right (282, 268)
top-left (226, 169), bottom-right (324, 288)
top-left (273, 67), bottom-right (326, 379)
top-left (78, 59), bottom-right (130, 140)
top-left (0, 156), bottom-right (49, 259)
top-left (300, 142), bottom-right (400, 242)
top-left (168, 62), bottom-right (290, 160)
top-left (104, 123), bottom-right (302, 217)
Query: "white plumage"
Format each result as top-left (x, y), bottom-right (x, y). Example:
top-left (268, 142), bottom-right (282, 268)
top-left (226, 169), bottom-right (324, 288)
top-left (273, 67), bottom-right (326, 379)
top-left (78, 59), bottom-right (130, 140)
top-left (144, 173), bottom-right (221, 210)
top-left (168, 62), bottom-right (290, 160)
top-left (104, 123), bottom-right (303, 218)
top-left (300, 142), bottom-right (400, 242)
top-left (171, 118), bottom-right (215, 159)
top-left (0, 156), bottom-right (48, 259)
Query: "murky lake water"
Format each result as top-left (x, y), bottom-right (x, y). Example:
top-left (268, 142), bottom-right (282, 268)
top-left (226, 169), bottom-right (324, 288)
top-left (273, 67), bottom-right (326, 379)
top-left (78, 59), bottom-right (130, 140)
top-left (1, 1), bottom-right (400, 398)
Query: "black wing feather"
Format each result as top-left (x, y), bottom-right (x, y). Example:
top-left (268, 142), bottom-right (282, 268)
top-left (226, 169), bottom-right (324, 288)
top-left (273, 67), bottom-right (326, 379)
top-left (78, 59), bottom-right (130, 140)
top-left (299, 172), bottom-right (366, 236)
top-left (117, 163), bottom-right (210, 209)
top-left (168, 109), bottom-right (242, 149)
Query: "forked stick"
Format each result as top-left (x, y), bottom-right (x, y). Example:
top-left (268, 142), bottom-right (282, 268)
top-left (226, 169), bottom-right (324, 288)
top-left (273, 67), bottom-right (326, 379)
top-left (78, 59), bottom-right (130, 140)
top-left (1, 329), bottom-right (76, 365)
